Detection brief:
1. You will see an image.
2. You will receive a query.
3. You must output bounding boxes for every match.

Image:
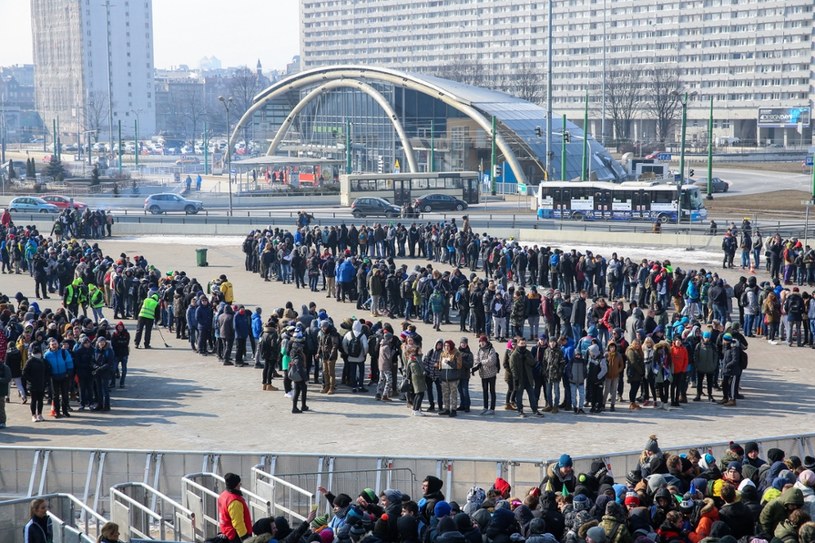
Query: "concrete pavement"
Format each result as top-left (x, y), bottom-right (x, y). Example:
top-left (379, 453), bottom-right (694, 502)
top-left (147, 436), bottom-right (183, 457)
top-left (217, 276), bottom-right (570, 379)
top-left (0, 236), bottom-right (812, 460)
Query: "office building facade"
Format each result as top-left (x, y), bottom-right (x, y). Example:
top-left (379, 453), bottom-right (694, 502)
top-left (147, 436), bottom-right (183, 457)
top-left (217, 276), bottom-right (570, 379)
top-left (300, 0), bottom-right (815, 148)
top-left (31, 0), bottom-right (156, 146)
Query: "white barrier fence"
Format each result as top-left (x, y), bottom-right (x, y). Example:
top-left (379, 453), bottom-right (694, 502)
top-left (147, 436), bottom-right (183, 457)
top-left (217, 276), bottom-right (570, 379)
top-left (0, 432), bottom-right (813, 538)
top-left (110, 482), bottom-right (196, 542)
top-left (181, 472), bottom-right (272, 541)
top-left (251, 465), bottom-right (314, 523)
top-left (0, 493), bottom-right (107, 543)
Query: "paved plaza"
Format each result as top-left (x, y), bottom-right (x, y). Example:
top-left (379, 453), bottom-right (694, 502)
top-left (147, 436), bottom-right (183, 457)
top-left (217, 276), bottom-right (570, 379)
top-left (0, 234), bottom-right (812, 460)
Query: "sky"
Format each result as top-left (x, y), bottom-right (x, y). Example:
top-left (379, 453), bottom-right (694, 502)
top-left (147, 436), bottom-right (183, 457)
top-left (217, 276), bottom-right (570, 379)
top-left (0, 0), bottom-right (300, 71)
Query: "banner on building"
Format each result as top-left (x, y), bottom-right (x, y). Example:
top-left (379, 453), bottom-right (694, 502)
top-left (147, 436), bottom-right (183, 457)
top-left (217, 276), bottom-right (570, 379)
top-left (757, 107), bottom-right (811, 128)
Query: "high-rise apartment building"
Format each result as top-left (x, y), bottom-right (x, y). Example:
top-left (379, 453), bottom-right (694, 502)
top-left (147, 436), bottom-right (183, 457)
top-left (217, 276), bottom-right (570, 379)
top-left (300, 0), bottom-right (814, 147)
top-left (31, 0), bottom-right (155, 146)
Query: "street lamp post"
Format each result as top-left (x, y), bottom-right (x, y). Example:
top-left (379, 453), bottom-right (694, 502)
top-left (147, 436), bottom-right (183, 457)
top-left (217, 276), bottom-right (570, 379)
top-left (219, 96), bottom-right (234, 217)
top-left (675, 90), bottom-right (697, 225)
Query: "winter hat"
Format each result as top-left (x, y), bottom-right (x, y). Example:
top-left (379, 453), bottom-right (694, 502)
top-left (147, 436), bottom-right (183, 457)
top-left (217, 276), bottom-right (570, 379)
top-left (767, 448), bottom-right (785, 463)
top-left (588, 325), bottom-right (598, 338)
top-left (586, 526), bottom-right (607, 543)
top-left (722, 333), bottom-right (733, 343)
top-left (360, 488), bottom-right (378, 504)
top-left (383, 489), bottom-right (403, 504)
top-left (333, 493), bottom-right (353, 508)
top-left (319, 528), bottom-right (334, 543)
top-left (726, 461), bottom-right (742, 473)
top-left (528, 517), bottom-right (547, 535)
top-left (645, 435), bottom-right (660, 454)
top-left (493, 477), bottom-right (512, 496)
top-left (804, 456), bottom-right (815, 471)
top-left (709, 521), bottom-right (731, 538)
top-left (624, 492), bottom-right (640, 506)
top-left (224, 472), bottom-right (241, 490)
top-left (253, 517), bottom-right (274, 535)
top-left (573, 493), bottom-right (590, 511)
top-left (559, 454), bottom-right (574, 468)
top-left (434, 500), bottom-right (452, 518)
top-left (312, 515), bottom-right (329, 530)
top-left (744, 442), bottom-right (759, 455)
top-left (424, 475), bottom-right (444, 494)
top-left (679, 493), bottom-right (695, 512)
top-left (729, 442), bottom-right (745, 457)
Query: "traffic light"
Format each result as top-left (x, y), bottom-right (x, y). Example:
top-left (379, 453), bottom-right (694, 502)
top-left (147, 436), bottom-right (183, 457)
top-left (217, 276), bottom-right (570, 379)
top-left (689, 168), bottom-right (695, 178)
top-left (493, 164), bottom-right (502, 178)
top-left (534, 126), bottom-right (542, 137)
top-left (563, 131), bottom-right (571, 143)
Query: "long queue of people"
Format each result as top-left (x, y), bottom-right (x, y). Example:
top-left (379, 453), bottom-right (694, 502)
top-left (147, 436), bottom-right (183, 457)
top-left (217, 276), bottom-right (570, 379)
top-left (211, 436), bottom-right (815, 543)
top-left (231, 222), bottom-right (766, 418)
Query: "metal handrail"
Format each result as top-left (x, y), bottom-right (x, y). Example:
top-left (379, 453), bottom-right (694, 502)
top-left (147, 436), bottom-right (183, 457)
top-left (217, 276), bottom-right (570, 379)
top-left (181, 472), bottom-right (272, 534)
top-left (251, 465), bottom-right (314, 522)
top-left (110, 482), bottom-right (196, 541)
top-left (0, 492), bottom-right (107, 543)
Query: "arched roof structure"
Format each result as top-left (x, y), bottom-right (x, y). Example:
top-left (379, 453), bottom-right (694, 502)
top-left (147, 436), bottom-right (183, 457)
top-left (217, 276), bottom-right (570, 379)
top-left (231, 65), bottom-right (626, 184)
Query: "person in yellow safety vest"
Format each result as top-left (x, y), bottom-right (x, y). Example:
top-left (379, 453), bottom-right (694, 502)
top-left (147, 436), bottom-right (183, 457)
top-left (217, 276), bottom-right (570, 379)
top-left (134, 293), bottom-right (159, 349)
top-left (88, 283), bottom-right (106, 323)
top-left (218, 274), bottom-right (234, 304)
top-left (63, 277), bottom-right (82, 319)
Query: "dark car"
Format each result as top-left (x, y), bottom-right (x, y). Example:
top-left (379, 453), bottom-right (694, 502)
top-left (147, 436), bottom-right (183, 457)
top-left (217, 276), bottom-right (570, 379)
top-left (695, 177), bottom-right (730, 193)
top-left (414, 193), bottom-right (468, 213)
top-left (350, 197), bottom-right (401, 218)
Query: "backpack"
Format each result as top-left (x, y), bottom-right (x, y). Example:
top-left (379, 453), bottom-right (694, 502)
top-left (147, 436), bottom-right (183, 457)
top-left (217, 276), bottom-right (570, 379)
top-left (789, 296), bottom-right (804, 314)
top-left (549, 253), bottom-right (560, 267)
top-left (347, 334), bottom-right (363, 358)
top-left (739, 350), bottom-right (749, 370)
top-left (740, 290), bottom-right (750, 307)
top-left (644, 273), bottom-right (654, 290)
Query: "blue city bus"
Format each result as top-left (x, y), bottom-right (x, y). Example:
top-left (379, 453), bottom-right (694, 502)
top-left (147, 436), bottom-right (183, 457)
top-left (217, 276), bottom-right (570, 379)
top-left (536, 181), bottom-right (707, 223)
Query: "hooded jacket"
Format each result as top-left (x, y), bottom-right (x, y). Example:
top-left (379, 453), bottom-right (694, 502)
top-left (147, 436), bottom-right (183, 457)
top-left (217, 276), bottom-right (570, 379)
top-left (759, 487), bottom-right (804, 538)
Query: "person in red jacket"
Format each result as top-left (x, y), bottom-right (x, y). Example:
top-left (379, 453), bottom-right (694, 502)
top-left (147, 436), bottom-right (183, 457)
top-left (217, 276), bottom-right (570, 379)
top-left (217, 473), bottom-right (253, 542)
top-left (669, 337), bottom-right (689, 407)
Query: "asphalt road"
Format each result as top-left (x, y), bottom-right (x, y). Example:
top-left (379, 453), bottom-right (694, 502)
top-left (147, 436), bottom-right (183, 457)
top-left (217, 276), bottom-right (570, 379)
top-left (700, 167), bottom-right (810, 196)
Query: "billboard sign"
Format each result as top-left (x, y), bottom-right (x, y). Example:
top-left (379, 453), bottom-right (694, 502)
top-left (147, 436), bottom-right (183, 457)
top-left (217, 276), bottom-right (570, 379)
top-left (757, 107), bottom-right (811, 128)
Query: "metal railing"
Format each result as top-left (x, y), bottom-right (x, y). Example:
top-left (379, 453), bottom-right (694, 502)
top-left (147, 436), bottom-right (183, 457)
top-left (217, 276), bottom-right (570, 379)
top-left (251, 465), bottom-right (314, 523)
top-left (0, 493), bottom-right (107, 543)
top-left (110, 482), bottom-right (196, 542)
top-left (1, 433), bottom-right (813, 527)
top-left (181, 472), bottom-right (272, 541)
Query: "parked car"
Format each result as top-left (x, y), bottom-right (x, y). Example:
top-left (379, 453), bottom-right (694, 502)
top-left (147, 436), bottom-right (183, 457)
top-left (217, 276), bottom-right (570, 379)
top-left (695, 177), bottom-right (730, 193)
top-left (350, 197), bottom-right (401, 218)
top-left (7, 196), bottom-right (60, 213)
top-left (41, 195), bottom-right (88, 210)
top-left (143, 193), bottom-right (203, 214)
top-left (413, 193), bottom-right (468, 213)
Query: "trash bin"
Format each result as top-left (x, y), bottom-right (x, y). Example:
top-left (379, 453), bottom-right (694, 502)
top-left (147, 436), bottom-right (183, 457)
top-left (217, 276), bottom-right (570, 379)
top-left (195, 248), bottom-right (208, 267)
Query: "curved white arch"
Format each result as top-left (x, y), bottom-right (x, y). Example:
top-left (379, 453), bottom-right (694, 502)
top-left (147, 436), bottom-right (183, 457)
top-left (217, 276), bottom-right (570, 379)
top-left (265, 79), bottom-right (418, 173)
top-left (230, 65), bottom-right (527, 184)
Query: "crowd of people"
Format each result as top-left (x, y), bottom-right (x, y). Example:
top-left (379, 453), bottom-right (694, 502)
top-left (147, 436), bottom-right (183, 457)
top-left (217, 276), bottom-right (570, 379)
top-left (227, 215), bottom-right (815, 418)
top-left (212, 437), bottom-right (815, 543)
top-left (2, 209), bottom-right (815, 428)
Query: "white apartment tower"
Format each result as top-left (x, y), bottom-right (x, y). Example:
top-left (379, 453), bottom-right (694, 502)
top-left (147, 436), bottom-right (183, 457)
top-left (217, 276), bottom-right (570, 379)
top-left (31, 0), bottom-right (155, 145)
top-left (300, 0), bottom-right (815, 147)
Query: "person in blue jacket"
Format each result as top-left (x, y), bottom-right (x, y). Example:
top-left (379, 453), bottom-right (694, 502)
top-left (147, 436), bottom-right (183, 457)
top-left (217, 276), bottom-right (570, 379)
top-left (337, 257), bottom-right (356, 302)
top-left (186, 297), bottom-right (199, 352)
top-left (251, 307), bottom-right (263, 365)
top-left (44, 337), bottom-right (74, 418)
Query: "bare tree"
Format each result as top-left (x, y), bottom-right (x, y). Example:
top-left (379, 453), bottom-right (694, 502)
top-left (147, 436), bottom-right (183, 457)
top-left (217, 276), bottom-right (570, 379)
top-left (644, 67), bottom-right (683, 143)
top-left (510, 61), bottom-right (544, 104)
top-left (85, 91), bottom-right (109, 143)
top-left (435, 59), bottom-right (488, 88)
top-left (182, 86), bottom-right (208, 145)
top-left (603, 66), bottom-right (643, 143)
top-left (228, 67), bottom-right (260, 145)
